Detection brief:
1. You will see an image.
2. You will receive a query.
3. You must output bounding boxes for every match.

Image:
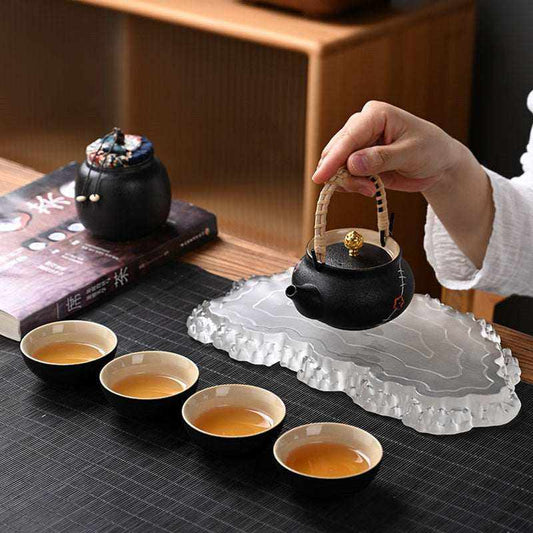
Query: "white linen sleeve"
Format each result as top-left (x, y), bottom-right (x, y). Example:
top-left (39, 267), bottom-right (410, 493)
top-left (424, 167), bottom-right (533, 296)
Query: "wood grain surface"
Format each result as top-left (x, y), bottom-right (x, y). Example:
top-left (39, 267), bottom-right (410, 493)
top-left (1, 0), bottom-right (476, 301)
top-left (2, 155), bottom-right (531, 384)
top-left (72, 0), bottom-right (473, 54)
top-left (0, 158), bottom-right (298, 279)
top-left (306, 0), bottom-right (476, 298)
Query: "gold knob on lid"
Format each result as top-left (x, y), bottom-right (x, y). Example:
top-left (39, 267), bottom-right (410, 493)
top-left (344, 230), bottom-right (364, 257)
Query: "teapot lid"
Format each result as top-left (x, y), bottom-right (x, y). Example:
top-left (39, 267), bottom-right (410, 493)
top-left (86, 127), bottom-right (153, 169)
top-left (306, 228), bottom-right (400, 271)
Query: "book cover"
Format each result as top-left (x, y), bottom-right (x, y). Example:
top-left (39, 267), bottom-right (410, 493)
top-left (0, 162), bottom-right (217, 340)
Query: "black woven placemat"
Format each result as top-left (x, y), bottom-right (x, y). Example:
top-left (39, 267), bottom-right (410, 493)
top-left (1, 263), bottom-right (532, 533)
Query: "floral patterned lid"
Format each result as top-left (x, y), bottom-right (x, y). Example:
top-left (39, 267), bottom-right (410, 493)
top-left (85, 127), bottom-right (153, 168)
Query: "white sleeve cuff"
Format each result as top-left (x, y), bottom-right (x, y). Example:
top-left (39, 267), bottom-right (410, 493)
top-left (424, 167), bottom-right (530, 295)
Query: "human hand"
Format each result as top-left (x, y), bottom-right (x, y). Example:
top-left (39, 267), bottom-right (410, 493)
top-left (312, 101), bottom-right (473, 196)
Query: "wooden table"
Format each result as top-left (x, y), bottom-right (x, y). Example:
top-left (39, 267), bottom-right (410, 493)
top-left (3, 0), bottom-right (476, 301)
top-left (1, 156), bottom-right (532, 384)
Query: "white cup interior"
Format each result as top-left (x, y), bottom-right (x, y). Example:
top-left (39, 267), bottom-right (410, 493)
top-left (274, 423), bottom-right (383, 478)
top-left (100, 351), bottom-right (199, 399)
top-left (20, 320), bottom-right (117, 366)
top-left (182, 384), bottom-right (286, 437)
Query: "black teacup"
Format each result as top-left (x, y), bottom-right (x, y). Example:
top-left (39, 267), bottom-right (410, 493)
top-left (100, 351), bottom-right (199, 420)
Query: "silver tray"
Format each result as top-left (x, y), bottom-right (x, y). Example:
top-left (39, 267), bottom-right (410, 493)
top-left (187, 270), bottom-right (521, 434)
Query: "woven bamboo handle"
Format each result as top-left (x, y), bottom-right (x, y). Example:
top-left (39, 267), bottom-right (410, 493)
top-left (313, 167), bottom-right (389, 263)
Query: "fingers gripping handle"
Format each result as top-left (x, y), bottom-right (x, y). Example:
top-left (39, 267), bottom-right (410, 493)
top-left (313, 167), bottom-right (389, 263)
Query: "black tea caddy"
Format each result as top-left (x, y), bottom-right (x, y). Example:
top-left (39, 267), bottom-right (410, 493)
top-left (75, 128), bottom-right (171, 241)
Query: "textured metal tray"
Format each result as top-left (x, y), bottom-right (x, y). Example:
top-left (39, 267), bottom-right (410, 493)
top-left (188, 270), bottom-right (521, 434)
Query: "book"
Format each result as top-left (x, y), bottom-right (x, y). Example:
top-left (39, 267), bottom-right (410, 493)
top-left (0, 162), bottom-right (217, 341)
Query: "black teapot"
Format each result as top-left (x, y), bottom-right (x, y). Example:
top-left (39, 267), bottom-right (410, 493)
top-left (75, 127), bottom-right (171, 241)
top-left (286, 168), bottom-right (414, 330)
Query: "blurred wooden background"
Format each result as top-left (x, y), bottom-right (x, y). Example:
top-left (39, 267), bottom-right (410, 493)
top-left (1, 0), bottom-right (476, 300)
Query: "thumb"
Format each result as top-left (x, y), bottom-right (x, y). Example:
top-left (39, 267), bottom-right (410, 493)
top-left (347, 143), bottom-right (409, 176)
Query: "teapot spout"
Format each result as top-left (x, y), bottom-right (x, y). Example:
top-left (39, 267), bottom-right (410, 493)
top-left (285, 284), bottom-right (323, 320)
top-left (285, 284), bottom-right (298, 300)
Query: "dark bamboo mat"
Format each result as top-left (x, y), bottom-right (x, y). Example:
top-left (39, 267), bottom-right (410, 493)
top-left (1, 262), bottom-right (532, 533)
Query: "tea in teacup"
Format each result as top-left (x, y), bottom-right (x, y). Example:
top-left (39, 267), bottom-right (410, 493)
top-left (111, 374), bottom-right (186, 399)
top-left (285, 442), bottom-right (370, 478)
top-left (33, 342), bottom-right (104, 364)
top-left (193, 405), bottom-right (273, 436)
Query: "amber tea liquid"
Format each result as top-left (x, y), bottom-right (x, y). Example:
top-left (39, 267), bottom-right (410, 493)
top-left (285, 442), bottom-right (370, 478)
top-left (112, 374), bottom-right (186, 398)
top-left (32, 342), bottom-right (103, 364)
top-left (193, 406), bottom-right (273, 436)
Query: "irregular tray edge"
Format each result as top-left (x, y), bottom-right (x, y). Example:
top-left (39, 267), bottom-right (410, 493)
top-left (187, 272), bottom-right (521, 435)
